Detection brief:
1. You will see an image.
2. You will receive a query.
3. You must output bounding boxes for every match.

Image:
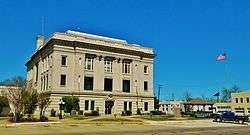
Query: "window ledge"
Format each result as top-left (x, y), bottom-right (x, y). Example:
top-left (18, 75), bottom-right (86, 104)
top-left (105, 72), bottom-right (113, 74)
top-left (122, 73), bottom-right (131, 75)
top-left (85, 69), bottom-right (94, 72)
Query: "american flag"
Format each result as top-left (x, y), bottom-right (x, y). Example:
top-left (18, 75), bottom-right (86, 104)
top-left (216, 53), bottom-right (226, 61)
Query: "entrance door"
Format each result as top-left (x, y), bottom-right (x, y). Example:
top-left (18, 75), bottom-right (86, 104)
top-left (105, 101), bottom-right (114, 114)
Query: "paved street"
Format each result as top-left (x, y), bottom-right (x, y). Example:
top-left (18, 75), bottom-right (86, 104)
top-left (51, 126), bottom-right (250, 135)
top-left (1, 119), bottom-right (249, 135)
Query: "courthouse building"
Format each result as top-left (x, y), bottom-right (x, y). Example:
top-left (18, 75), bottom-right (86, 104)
top-left (26, 30), bottom-right (155, 115)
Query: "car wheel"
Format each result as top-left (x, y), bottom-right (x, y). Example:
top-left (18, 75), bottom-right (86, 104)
top-left (239, 120), bottom-right (244, 124)
top-left (216, 118), bottom-right (221, 122)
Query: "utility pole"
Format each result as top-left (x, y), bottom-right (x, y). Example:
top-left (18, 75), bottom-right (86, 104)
top-left (158, 85), bottom-right (163, 101)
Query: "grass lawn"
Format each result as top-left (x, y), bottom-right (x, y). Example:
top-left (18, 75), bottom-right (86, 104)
top-left (132, 115), bottom-right (177, 121)
top-left (132, 115), bottom-right (210, 121)
top-left (0, 116), bottom-right (155, 135)
top-left (0, 117), bottom-right (10, 125)
top-left (90, 117), bottom-right (143, 122)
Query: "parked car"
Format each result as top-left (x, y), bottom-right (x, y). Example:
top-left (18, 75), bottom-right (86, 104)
top-left (214, 111), bottom-right (249, 124)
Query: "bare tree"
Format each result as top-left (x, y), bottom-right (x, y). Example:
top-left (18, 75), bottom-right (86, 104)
top-left (6, 87), bottom-right (24, 122)
top-left (4, 76), bottom-right (26, 122)
top-left (184, 91), bottom-right (192, 102)
top-left (221, 85), bottom-right (240, 102)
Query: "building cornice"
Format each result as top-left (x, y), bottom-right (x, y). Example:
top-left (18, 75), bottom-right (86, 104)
top-left (26, 38), bottom-right (155, 67)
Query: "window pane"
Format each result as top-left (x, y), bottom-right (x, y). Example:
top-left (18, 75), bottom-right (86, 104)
top-left (144, 81), bottom-right (148, 91)
top-left (61, 56), bottom-right (66, 66)
top-left (105, 59), bottom-right (112, 72)
top-left (129, 102), bottom-right (132, 111)
top-left (123, 80), bottom-right (130, 92)
top-left (60, 75), bottom-right (66, 86)
top-left (90, 101), bottom-right (95, 111)
top-left (84, 77), bottom-right (93, 90)
top-left (122, 62), bottom-right (130, 74)
top-left (104, 78), bottom-right (113, 91)
top-left (124, 102), bottom-right (127, 111)
top-left (144, 102), bottom-right (148, 111)
top-left (85, 100), bottom-right (89, 111)
top-left (85, 57), bottom-right (94, 70)
top-left (144, 66), bottom-right (148, 73)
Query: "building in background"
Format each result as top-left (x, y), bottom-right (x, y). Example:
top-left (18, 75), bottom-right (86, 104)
top-left (231, 90), bottom-right (250, 116)
top-left (183, 99), bottom-right (214, 112)
top-left (159, 100), bottom-right (184, 115)
top-left (213, 102), bottom-right (231, 114)
top-left (26, 30), bottom-right (155, 115)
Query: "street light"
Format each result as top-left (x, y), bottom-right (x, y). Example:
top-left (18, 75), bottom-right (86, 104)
top-left (58, 99), bottom-right (65, 119)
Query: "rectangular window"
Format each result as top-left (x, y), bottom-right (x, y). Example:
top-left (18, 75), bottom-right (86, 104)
top-left (61, 56), bottom-right (67, 66)
top-left (41, 77), bottom-right (43, 91)
top-left (123, 80), bottom-right (130, 92)
top-left (46, 75), bottom-right (48, 90)
top-left (85, 100), bottom-right (89, 111)
top-left (84, 77), bottom-right (93, 90)
top-left (247, 97), bottom-right (249, 103)
top-left (129, 102), bottom-right (132, 111)
top-left (35, 63), bottom-right (39, 82)
top-left (90, 100), bottom-right (95, 111)
top-left (240, 98), bottom-right (243, 103)
top-left (236, 98), bottom-right (238, 103)
top-left (122, 62), bottom-right (130, 74)
top-left (104, 59), bottom-right (112, 72)
top-left (104, 78), bottom-right (113, 91)
top-left (85, 57), bottom-right (94, 70)
top-left (144, 66), bottom-right (148, 74)
top-left (60, 74), bottom-right (66, 86)
top-left (124, 101), bottom-right (127, 111)
top-left (144, 102), bottom-right (148, 111)
top-left (43, 76), bottom-right (46, 91)
top-left (144, 81), bottom-right (148, 91)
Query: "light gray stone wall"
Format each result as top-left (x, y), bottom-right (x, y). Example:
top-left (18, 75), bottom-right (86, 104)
top-left (27, 31), bottom-right (155, 115)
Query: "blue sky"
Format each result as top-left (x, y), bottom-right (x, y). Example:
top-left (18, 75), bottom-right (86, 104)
top-left (0, 0), bottom-right (250, 100)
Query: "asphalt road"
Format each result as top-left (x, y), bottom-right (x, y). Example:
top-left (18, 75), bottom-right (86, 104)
top-left (52, 126), bottom-right (250, 135)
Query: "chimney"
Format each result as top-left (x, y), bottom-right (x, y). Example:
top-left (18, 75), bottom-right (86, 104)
top-left (36, 35), bottom-right (45, 50)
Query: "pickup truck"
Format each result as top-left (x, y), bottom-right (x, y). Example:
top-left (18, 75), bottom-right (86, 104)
top-left (214, 112), bottom-right (249, 124)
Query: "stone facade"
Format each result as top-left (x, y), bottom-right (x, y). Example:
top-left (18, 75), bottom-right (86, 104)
top-left (231, 91), bottom-right (250, 116)
top-left (26, 30), bottom-right (155, 115)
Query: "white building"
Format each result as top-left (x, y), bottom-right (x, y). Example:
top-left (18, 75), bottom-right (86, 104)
top-left (26, 30), bottom-right (155, 115)
top-left (159, 100), bottom-right (184, 114)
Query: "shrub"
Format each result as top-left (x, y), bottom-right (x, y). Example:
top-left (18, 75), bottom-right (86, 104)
top-left (50, 109), bottom-right (56, 117)
top-left (62, 96), bottom-right (80, 113)
top-left (149, 110), bottom-right (166, 115)
top-left (84, 110), bottom-right (99, 117)
top-left (183, 112), bottom-right (196, 117)
top-left (71, 110), bottom-right (77, 116)
top-left (78, 110), bottom-right (83, 115)
top-left (0, 96), bottom-right (9, 114)
top-left (23, 91), bottom-right (38, 117)
top-left (137, 108), bottom-right (142, 115)
top-left (122, 110), bottom-right (132, 116)
top-left (40, 115), bottom-right (48, 122)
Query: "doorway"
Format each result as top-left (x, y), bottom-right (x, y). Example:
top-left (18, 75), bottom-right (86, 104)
top-left (105, 101), bottom-right (114, 114)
